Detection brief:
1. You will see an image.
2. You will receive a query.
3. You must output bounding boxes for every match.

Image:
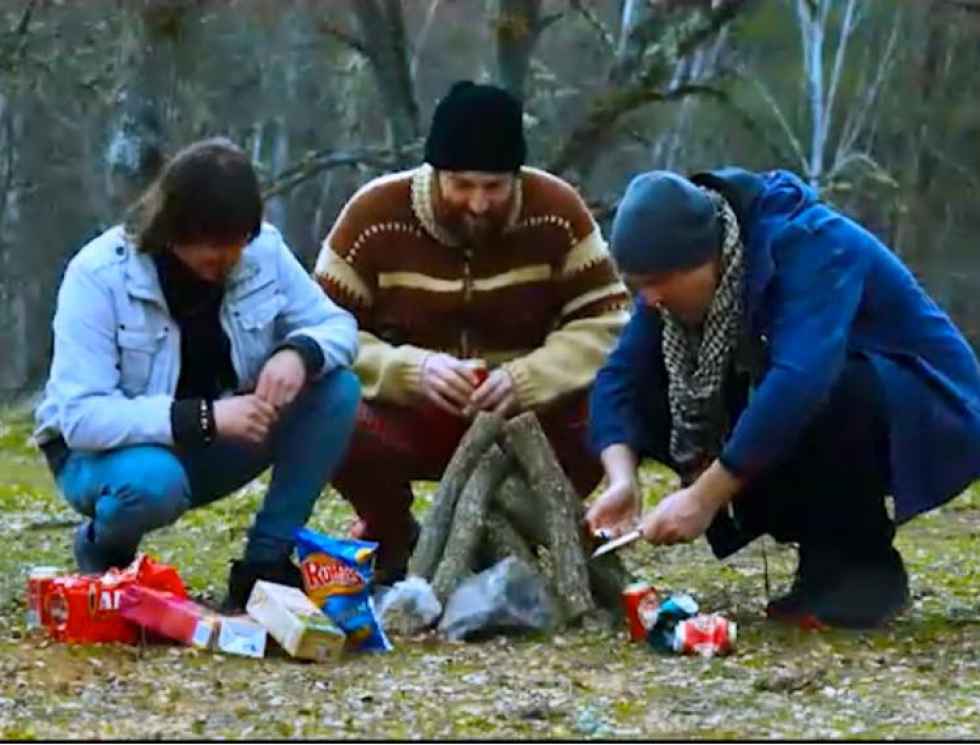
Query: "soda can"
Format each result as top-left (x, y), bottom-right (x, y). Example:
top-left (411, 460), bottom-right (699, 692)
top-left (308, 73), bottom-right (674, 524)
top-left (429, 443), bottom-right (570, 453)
top-left (621, 581), bottom-right (658, 642)
top-left (26, 566), bottom-right (59, 630)
top-left (673, 613), bottom-right (737, 657)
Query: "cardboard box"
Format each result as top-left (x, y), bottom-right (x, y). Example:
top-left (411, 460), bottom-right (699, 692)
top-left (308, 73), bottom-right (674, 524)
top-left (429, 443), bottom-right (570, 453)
top-left (118, 585), bottom-right (218, 649)
top-left (246, 581), bottom-right (345, 661)
top-left (216, 615), bottom-right (267, 658)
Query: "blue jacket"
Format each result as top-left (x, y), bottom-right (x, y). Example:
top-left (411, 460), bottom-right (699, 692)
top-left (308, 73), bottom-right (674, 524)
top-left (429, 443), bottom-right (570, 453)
top-left (590, 168), bottom-right (980, 522)
top-left (35, 223), bottom-right (358, 451)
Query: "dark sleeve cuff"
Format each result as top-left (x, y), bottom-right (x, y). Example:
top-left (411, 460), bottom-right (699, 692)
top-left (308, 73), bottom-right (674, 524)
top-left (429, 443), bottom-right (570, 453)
top-left (274, 335), bottom-right (325, 378)
top-left (171, 398), bottom-right (213, 449)
top-left (717, 450), bottom-right (746, 480)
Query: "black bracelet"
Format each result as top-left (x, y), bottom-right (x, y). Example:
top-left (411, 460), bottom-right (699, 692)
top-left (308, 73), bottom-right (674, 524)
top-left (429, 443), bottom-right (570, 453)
top-left (199, 399), bottom-right (216, 445)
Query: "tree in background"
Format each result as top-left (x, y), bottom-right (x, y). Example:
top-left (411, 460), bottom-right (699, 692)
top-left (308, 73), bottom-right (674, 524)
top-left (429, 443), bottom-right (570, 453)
top-left (1, 0), bottom-right (979, 395)
top-left (748, 0), bottom-right (902, 195)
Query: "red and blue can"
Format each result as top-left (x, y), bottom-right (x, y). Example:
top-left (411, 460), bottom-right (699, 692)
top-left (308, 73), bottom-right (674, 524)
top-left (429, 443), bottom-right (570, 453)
top-left (673, 613), bottom-right (737, 657)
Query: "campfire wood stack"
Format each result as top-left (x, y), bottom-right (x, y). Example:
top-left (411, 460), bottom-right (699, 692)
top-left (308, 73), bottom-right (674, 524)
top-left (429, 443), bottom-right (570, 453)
top-left (407, 411), bottom-right (634, 626)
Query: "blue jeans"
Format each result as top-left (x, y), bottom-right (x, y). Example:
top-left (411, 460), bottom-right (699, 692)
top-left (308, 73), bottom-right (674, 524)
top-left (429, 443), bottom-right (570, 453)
top-left (57, 368), bottom-right (360, 572)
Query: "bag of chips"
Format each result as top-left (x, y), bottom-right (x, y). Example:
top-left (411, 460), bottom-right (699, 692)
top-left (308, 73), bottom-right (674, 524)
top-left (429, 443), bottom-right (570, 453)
top-left (294, 528), bottom-right (392, 653)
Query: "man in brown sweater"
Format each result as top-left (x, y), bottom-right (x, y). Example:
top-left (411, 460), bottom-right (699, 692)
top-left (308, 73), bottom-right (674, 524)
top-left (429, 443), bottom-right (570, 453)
top-left (315, 81), bottom-right (630, 580)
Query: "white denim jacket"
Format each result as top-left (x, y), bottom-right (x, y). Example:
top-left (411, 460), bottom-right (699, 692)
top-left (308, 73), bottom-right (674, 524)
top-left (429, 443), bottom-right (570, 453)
top-left (35, 223), bottom-right (358, 450)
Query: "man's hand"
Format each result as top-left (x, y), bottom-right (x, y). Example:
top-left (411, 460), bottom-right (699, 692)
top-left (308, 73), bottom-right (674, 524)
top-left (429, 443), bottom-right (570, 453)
top-left (421, 353), bottom-right (481, 417)
top-left (585, 477), bottom-right (641, 539)
top-left (213, 394), bottom-right (279, 445)
top-left (585, 443), bottom-right (641, 537)
top-left (638, 486), bottom-right (717, 545)
top-left (639, 460), bottom-right (742, 545)
top-left (467, 368), bottom-right (519, 417)
top-left (256, 348), bottom-right (307, 410)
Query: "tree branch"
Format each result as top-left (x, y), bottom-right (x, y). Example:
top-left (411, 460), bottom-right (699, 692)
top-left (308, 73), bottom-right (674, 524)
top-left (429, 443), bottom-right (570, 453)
top-left (821, 0), bottom-right (859, 161)
top-left (568, 0), bottom-right (615, 52)
top-left (13, 0), bottom-right (38, 36)
top-left (549, 0), bottom-right (753, 177)
top-left (836, 8), bottom-right (902, 161)
top-left (539, 11), bottom-right (565, 32)
top-left (749, 75), bottom-right (809, 173)
top-left (315, 19), bottom-right (371, 57)
top-left (261, 142), bottom-right (422, 199)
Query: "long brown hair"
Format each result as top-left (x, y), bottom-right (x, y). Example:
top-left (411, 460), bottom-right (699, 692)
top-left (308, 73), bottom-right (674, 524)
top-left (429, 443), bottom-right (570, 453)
top-left (124, 137), bottom-right (262, 254)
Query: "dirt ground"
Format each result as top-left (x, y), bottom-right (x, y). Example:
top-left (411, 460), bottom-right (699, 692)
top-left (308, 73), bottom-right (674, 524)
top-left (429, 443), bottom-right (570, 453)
top-left (1, 407), bottom-right (978, 739)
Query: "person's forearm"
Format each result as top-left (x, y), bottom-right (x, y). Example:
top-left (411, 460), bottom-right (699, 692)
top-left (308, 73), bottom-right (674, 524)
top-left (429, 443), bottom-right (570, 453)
top-left (691, 459), bottom-right (743, 511)
top-left (600, 443), bottom-right (638, 485)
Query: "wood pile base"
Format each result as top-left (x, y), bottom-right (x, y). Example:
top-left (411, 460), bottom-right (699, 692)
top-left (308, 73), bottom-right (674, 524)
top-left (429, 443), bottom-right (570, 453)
top-left (407, 412), bottom-right (633, 626)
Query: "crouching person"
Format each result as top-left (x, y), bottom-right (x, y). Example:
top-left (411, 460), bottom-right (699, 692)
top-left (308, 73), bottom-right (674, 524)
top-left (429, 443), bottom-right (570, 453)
top-left (587, 168), bottom-right (980, 629)
top-left (315, 82), bottom-right (631, 582)
top-left (34, 138), bottom-right (361, 611)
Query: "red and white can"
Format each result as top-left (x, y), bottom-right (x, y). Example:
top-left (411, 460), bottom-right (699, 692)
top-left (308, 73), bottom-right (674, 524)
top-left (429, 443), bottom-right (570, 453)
top-left (673, 613), bottom-right (737, 657)
top-left (621, 581), bottom-right (659, 641)
top-left (26, 566), bottom-right (60, 630)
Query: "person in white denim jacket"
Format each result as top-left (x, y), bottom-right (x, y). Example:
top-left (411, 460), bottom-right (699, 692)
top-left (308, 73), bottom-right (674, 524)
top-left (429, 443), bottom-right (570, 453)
top-left (35, 137), bottom-right (361, 610)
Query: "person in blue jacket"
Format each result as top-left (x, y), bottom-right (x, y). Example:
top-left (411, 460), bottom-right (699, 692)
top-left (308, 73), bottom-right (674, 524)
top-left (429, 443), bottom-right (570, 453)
top-left (586, 168), bottom-right (980, 629)
top-left (34, 138), bottom-right (362, 610)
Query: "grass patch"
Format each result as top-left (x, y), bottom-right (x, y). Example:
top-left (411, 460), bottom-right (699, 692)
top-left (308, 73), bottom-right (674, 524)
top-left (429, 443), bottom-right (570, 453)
top-left (0, 405), bottom-right (977, 738)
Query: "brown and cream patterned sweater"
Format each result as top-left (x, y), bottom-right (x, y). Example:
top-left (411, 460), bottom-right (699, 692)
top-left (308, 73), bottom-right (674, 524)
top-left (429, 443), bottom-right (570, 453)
top-left (315, 164), bottom-right (630, 409)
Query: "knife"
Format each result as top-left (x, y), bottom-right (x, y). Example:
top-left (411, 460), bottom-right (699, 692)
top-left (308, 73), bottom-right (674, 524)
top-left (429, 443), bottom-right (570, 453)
top-left (590, 529), bottom-right (642, 559)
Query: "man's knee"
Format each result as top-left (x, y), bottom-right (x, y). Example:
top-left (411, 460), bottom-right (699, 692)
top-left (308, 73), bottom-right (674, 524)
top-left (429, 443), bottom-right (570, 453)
top-left (303, 367), bottom-right (361, 427)
top-left (93, 447), bottom-right (190, 545)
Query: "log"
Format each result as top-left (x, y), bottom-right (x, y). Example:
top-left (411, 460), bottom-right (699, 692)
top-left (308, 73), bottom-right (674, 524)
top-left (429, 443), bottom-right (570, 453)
top-left (493, 472), bottom-right (548, 547)
top-left (495, 469), bottom-right (631, 613)
top-left (587, 551), bottom-right (633, 616)
top-left (431, 444), bottom-right (512, 602)
top-left (408, 412), bottom-right (504, 580)
top-left (481, 510), bottom-right (561, 614)
top-left (481, 510), bottom-right (538, 567)
top-left (503, 413), bottom-right (595, 622)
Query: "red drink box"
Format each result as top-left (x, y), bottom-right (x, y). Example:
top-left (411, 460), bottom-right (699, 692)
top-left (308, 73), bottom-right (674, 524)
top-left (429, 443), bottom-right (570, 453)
top-left (119, 586), bottom-right (219, 649)
top-left (43, 555), bottom-right (186, 645)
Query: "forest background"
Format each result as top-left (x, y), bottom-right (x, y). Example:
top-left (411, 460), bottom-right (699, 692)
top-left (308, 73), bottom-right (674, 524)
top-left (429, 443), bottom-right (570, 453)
top-left (0, 0), bottom-right (977, 395)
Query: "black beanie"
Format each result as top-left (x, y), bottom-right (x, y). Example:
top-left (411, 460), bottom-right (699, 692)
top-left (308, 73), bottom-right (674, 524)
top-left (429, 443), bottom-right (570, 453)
top-left (424, 81), bottom-right (526, 173)
top-left (610, 171), bottom-right (721, 275)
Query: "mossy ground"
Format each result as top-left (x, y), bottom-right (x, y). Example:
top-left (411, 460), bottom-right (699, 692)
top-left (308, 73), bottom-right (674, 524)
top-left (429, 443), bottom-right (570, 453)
top-left (0, 405), bottom-right (978, 739)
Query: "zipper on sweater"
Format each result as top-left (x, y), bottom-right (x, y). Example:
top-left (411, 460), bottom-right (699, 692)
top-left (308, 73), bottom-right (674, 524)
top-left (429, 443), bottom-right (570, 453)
top-left (461, 246), bottom-right (473, 358)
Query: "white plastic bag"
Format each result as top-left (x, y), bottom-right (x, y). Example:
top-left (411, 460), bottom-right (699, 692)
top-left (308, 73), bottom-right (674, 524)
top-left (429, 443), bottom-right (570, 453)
top-left (375, 575), bottom-right (442, 635)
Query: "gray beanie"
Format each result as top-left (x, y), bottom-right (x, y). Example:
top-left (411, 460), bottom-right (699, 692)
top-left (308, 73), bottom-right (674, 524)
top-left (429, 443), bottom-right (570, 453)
top-left (610, 171), bottom-right (721, 274)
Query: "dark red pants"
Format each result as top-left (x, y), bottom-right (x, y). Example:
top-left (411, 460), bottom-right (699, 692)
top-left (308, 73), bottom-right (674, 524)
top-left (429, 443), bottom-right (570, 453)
top-left (331, 393), bottom-right (603, 556)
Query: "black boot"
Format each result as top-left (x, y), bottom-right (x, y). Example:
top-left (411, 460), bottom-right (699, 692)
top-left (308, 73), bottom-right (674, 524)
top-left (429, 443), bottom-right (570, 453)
top-left (373, 518), bottom-right (421, 587)
top-left (765, 545), bottom-right (836, 629)
top-left (810, 546), bottom-right (909, 629)
top-left (221, 556), bottom-right (303, 613)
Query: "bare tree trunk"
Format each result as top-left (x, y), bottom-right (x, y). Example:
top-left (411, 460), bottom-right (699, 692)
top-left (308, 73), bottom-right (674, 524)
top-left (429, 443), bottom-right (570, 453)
top-left (496, 0), bottom-right (543, 101)
top-left (795, 0), bottom-right (859, 188)
top-left (104, 2), bottom-right (194, 213)
top-left (651, 29), bottom-right (730, 169)
top-left (262, 117), bottom-right (291, 230)
top-left (897, 0), bottom-right (949, 264)
top-left (610, 0), bottom-right (657, 85)
top-left (349, 0), bottom-right (420, 157)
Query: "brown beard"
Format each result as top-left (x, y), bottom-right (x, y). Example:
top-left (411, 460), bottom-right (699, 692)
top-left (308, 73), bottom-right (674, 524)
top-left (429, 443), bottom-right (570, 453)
top-left (434, 187), bottom-right (512, 247)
